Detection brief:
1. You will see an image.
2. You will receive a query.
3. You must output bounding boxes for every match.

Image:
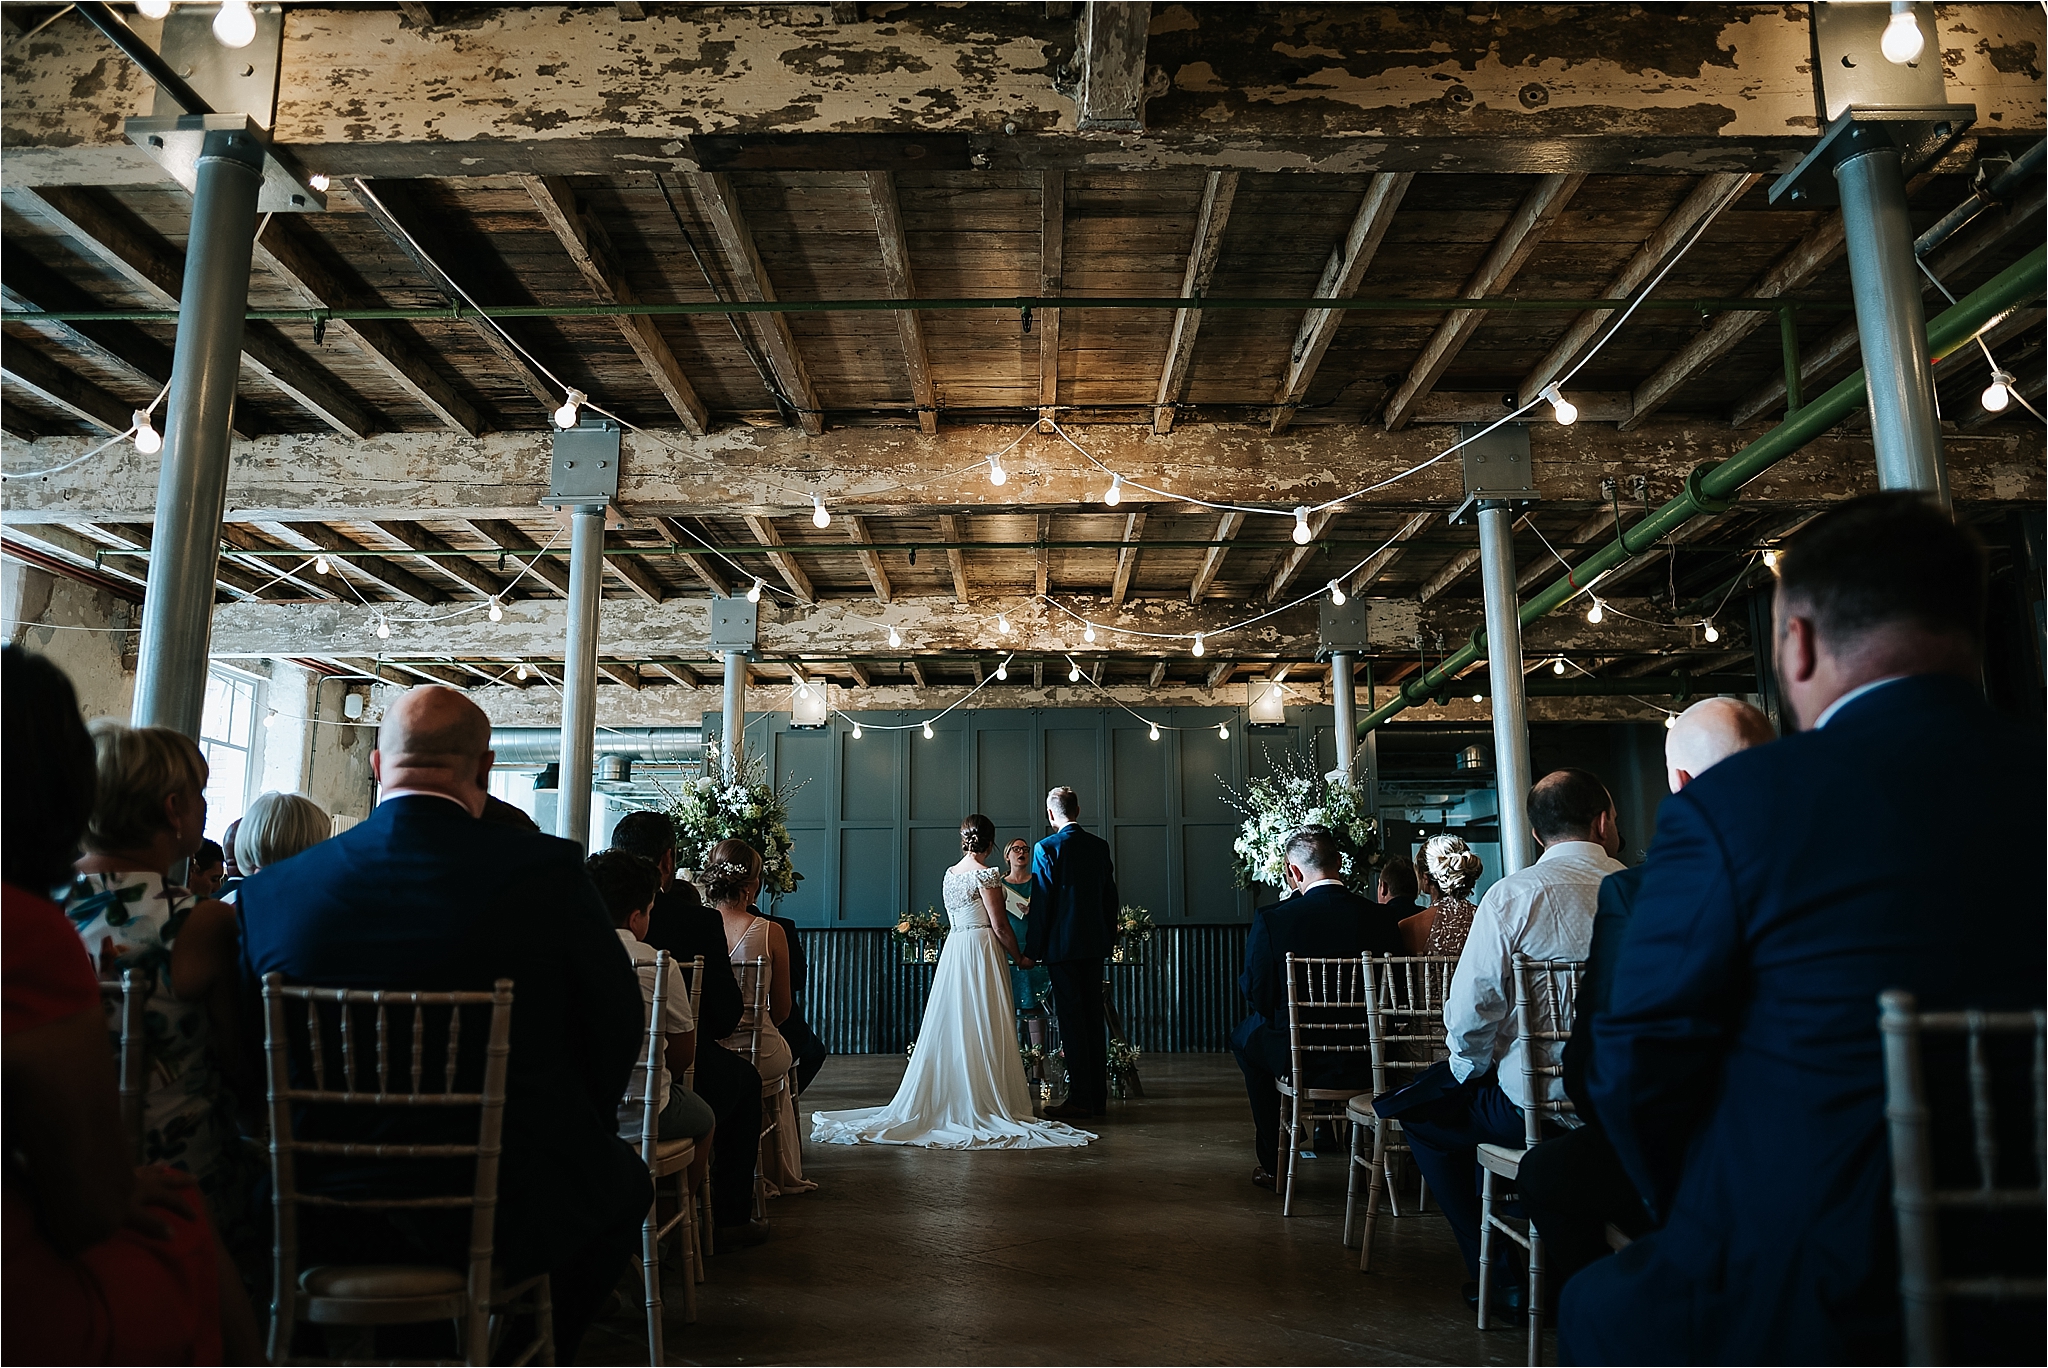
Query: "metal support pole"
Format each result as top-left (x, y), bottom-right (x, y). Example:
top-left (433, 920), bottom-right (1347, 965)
top-left (1477, 501), bottom-right (1536, 874)
top-left (1330, 651), bottom-right (1357, 781)
top-left (1778, 305), bottom-right (1803, 415)
top-left (1835, 140), bottom-right (1949, 504)
top-left (721, 651), bottom-right (747, 781)
top-left (556, 506), bottom-right (605, 847)
top-left (129, 130), bottom-right (263, 736)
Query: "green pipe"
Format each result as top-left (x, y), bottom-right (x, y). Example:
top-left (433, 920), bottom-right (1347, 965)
top-left (9, 294), bottom-right (1837, 327)
top-left (1357, 243), bottom-right (2046, 737)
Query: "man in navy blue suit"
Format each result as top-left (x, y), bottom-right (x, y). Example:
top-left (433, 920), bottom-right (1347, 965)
top-left (1026, 785), bottom-right (1118, 1120)
top-left (1230, 826), bottom-right (1395, 1187)
top-left (1563, 494), bottom-right (2046, 1364)
top-left (239, 687), bottom-right (650, 1363)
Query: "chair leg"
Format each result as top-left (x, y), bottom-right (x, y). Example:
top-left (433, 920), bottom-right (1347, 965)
top-left (675, 1174), bottom-right (697, 1324)
top-left (1279, 1098), bottom-right (1299, 1217)
top-left (1384, 1130), bottom-right (1405, 1219)
top-left (534, 1272), bottom-right (557, 1367)
top-left (1343, 1120), bottom-right (1363, 1247)
top-left (1477, 1168), bottom-right (1497, 1332)
top-left (1359, 1121), bottom-right (1391, 1273)
top-left (1526, 1219), bottom-right (1544, 1367)
top-left (696, 1175), bottom-right (713, 1274)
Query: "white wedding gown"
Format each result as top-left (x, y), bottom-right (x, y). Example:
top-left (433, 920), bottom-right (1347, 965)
top-left (812, 864), bottom-right (1094, 1150)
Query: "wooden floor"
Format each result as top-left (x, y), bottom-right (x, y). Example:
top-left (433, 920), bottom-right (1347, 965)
top-left (583, 1053), bottom-right (1540, 1366)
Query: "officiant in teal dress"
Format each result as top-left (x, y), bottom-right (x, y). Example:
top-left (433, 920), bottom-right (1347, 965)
top-left (1001, 840), bottom-right (1052, 1015)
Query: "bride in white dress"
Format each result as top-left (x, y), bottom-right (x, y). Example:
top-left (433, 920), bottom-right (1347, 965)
top-left (812, 815), bottom-right (1094, 1150)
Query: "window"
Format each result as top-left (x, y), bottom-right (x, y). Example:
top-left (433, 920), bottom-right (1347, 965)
top-left (199, 668), bottom-right (264, 841)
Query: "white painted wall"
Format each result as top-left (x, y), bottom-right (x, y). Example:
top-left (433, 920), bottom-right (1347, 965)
top-left (3, 562), bottom-right (137, 722)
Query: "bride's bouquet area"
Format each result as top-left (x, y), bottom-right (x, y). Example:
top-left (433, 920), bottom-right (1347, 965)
top-left (667, 742), bottom-right (805, 899)
top-left (1223, 748), bottom-right (1380, 894)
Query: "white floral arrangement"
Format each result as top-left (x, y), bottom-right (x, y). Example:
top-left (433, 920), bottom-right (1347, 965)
top-left (666, 740), bottom-right (807, 899)
top-left (1222, 748), bottom-right (1379, 894)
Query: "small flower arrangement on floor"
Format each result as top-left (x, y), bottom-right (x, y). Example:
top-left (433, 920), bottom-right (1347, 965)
top-left (893, 905), bottom-right (947, 962)
top-left (1111, 905), bottom-right (1155, 964)
top-left (1107, 1039), bottom-right (1144, 1099)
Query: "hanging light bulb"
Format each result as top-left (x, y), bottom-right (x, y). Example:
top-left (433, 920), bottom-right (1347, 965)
top-left (213, 0), bottom-right (257, 48)
top-left (1702, 620), bottom-right (1720, 644)
top-left (1539, 382), bottom-right (1579, 426)
top-left (997, 613), bottom-right (1011, 636)
top-left (811, 494), bottom-right (831, 529)
top-left (988, 458), bottom-right (1007, 487)
top-left (375, 618), bottom-right (391, 640)
top-left (553, 388), bottom-right (585, 430)
top-left (131, 409), bottom-right (162, 455)
top-left (1586, 599), bottom-right (1605, 625)
top-left (1763, 548), bottom-right (1780, 570)
top-left (922, 722), bottom-right (934, 740)
top-left (1664, 713), bottom-right (1679, 730)
top-left (1104, 474), bottom-right (1122, 507)
top-left (314, 553), bottom-right (330, 575)
top-left (995, 659), bottom-right (1008, 681)
top-left (516, 662), bottom-right (530, 680)
top-left (135, 0), bottom-right (172, 17)
top-left (1553, 657), bottom-right (1566, 676)
top-left (1327, 579), bottom-right (1346, 606)
top-left (746, 577), bottom-right (764, 604)
top-left (1881, 0), bottom-right (1925, 63)
top-left (1981, 370), bottom-right (2015, 413)
top-left (1083, 623), bottom-right (1096, 644)
top-left (1148, 722), bottom-right (1160, 741)
top-left (1472, 693), bottom-right (1484, 704)
top-left (308, 173), bottom-right (331, 193)
top-left (488, 598), bottom-right (503, 622)
top-left (1291, 506), bottom-right (1313, 545)
top-left (851, 721), bottom-right (863, 739)
top-left (1068, 660), bottom-right (1082, 683)
top-left (1217, 720), bottom-right (1230, 740)
top-left (887, 625), bottom-right (902, 648)
top-left (1191, 633), bottom-right (1205, 658)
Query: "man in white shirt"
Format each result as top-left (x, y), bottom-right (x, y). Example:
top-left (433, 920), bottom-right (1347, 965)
top-left (1399, 768), bottom-right (1625, 1312)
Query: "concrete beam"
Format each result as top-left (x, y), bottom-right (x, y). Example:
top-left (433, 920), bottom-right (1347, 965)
top-left (1075, 2), bottom-right (1153, 132)
top-left (4, 421), bottom-right (2040, 526)
top-left (10, 7), bottom-right (2039, 183)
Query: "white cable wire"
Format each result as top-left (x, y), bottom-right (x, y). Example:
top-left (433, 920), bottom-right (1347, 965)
top-left (0, 379), bottom-right (170, 481)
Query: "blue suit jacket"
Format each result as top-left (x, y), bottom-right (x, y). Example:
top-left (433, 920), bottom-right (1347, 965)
top-left (237, 795), bottom-right (648, 1274)
top-left (1560, 864), bottom-right (1644, 1116)
top-left (1025, 823), bottom-right (1118, 964)
top-left (1230, 882), bottom-right (1391, 1085)
top-left (1571, 676), bottom-right (2045, 1363)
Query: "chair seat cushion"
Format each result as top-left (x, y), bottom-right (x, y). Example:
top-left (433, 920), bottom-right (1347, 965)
top-left (648, 1136), bottom-right (695, 1174)
top-left (1344, 1096), bottom-right (1378, 1122)
top-left (1476, 1142), bottom-right (1525, 1177)
top-left (1276, 1079), bottom-right (1371, 1101)
top-left (300, 1264), bottom-right (467, 1299)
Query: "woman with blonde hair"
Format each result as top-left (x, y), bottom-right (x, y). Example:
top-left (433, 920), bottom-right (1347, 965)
top-left (231, 790), bottom-right (331, 881)
top-left (1406, 833), bottom-right (1484, 958)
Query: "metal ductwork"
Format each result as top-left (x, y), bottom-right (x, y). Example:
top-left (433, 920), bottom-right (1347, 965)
top-left (487, 728), bottom-right (702, 766)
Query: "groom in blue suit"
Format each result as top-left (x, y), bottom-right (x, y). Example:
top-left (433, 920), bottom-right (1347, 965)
top-left (1028, 785), bottom-right (1118, 1120)
top-left (1563, 495), bottom-right (2046, 1364)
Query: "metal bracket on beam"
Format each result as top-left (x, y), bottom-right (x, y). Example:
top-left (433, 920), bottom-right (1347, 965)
top-left (709, 595), bottom-right (759, 661)
top-left (545, 418), bottom-right (625, 525)
top-left (1770, 105), bottom-right (1976, 209)
top-left (124, 114), bottom-right (324, 214)
top-left (1315, 594), bottom-right (1370, 663)
top-left (1448, 422), bottom-right (1538, 526)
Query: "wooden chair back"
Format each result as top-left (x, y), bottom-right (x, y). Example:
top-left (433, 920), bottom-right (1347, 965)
top-left (1509, 953), bottom-right (1585, 1150)
top-left (259, 973), bottom-right (516, 1365)
top-left (97, 969), bottom-right (147, 1160)
top-left (1879, 988), bottom-right (2048, 1366)
top-left (1283, 953), bottom-right (1374, 1086)
top-left (1364, 955), bottom-right (1458, 1095)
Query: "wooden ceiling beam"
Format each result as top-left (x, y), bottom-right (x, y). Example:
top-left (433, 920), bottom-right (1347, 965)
top-left (1415, 514), bottom-right (1529, 604)
top-left (598, 660), bottom-right (643, 691)
top-left (1076, 2), bottom-right (1153, 131)
top-left (1517, 172), bottom-right (1758, 410)
top-left (370, 520), bottom-right (512, 601)
top-left (1036, 514), bottom-right (1052, 597)
top-left (465, 520), bottom-right (572, 596)
top-left (1187, 511), bottom-right (1243, 604)
top-left (844, 514), bottom-right (893, 603)
top-left (383, 659), bottom-right (473, 688)
top-left (219, 524), bottom-right (334, 600)
top-left (1268, 172), bottom-right (1412, 435)
top-left (1348, 510), bottom-right (1435, 594)
top-left (9, 186), bottom-right (376, 438)
top-left (847, 662), bottom-right (873, 687)
top-left (272, 523), bottom-right (448, 603)
top-left (605, 551), bottom-right (668, 604)
top-left (1039, 171), bottom-right (1065, 411)
top-left (1109, 510), bottom-right (1146, 610)
top-left (1264, 508), bottom-right (1339, 603)
top-left (651, 516), bottom-right (734, 597)
top-left (1153, 170), bottom-right (1238, 435)
top-left (3, 523), bottom-right (151, 597)
top-left (252, 216), bottom-right (483, 436)
top-left (1147, 659), bottom-right (1167, 689)
top-left (861, 172), bottom-right (937, 435)
top-left (1205, 659), bottom-right (1236, 690)
top-left (1, 340), bottom-right (131, 434)
top-left (521, 174), bottom-right (710, 434)
top-left (650, 661), bottom-right (702, 688)
top-left (906, 660), bottom-right (929, 687)
top-left (1382, 172), bottom-right (1587, 431)
top-left (688, 172), bottom-right (825, 435)
top-left (938, 514), bottom-right (971, 602)
top-left (77, 521), bottom-right (281, 602)
top-left (741, 515), bottom-right (815, 602)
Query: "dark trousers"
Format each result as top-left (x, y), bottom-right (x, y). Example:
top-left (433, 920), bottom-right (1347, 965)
top-left (783, 1012), bottom-right (828, 1094)
top-left (1517, 1123), bottom-right (1653, 1293)
top-left (1048, 959), bottom-right (1107, 1112)
top-left (1231, 1044), bottom-right (1284, 1174)
top-left (689, 1039), bottom-right (763, 1228)
top-left (1401, 1077), bottom-right (1528, 1277)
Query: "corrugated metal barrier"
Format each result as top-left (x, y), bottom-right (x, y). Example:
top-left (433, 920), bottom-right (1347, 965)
top-left (798, 925), bottom-right (1250, 1055)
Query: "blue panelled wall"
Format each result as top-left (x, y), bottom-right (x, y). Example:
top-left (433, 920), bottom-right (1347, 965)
top-left (703, 705), bottom-right (1350, 928)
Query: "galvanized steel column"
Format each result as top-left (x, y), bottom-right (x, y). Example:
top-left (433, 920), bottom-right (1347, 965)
top-left (555, 506), bottom-right (605, 847)
top-left (1330, 651), bottom-right (1357, 780)
top-left (1477, 501), bottom-right (1535, 873)
top-left (1835, 141), bottom-right (1950, 504)
top-left (721, 651), bottom-right (747, 781)
top-left (130, 131), bottom-right (264, 735)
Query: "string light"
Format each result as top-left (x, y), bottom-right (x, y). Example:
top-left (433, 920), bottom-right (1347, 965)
top-left (315, 554), bottom-right (330, 575)
top-left (553, 388), bottom-right (585, 430)
top-left (1472, 693), bottom-right (1484, 703)
top-left (1553, 657), bottom-right (1566, 675)
top-left (1104, 474), bottom-right (1122, 507)
top-left (516, 663), bottom-right (530, 680)
top-left (375, 618), bottom-right (391, 640)
top-left (995, 659), bottom-right (1008, 681)
top-left (1540, 382), bottom-right (1579, 426)
top-left (1982, 370), bottom-right (2015, 413)
top-left (1083, 624), bottom-right (1096, 644)
top-left (1762, 549), bottom-right (1780, 570)
top-left (922, 721), bottom-right (935, 739)
top-left (488, 598), bottom-right (503, 622)
top-left (1586, 599), bottom-right (1605, 625)
top-left (851, 721), bottom-right (863, 739)
top-left (1191, 633), bottom-right (1205, 657)
top-left (135, 0), bottom-right (171, 16)
top-left (811, 494), bottom-right (831, 529)
top-left (1664, 712), bottom-right (1679, 730)
top-left (997, 613), bottom-right (1011, 636)
top-left (1149, 722), bottom-right (1160, 741)
top-left (262, 710), bottom-right (276, 728)
top-left (213, 0), bottom-right (257, 48)
top-left (1327, 580), bottom-right (1346, 606)
top-left (1881, 0), bottom-right (1925, 63)
top-left (987, 457), bottom-right (1007, 487)
top-left (1068, 660), bottom-right (1082, 683)
top-left (746, 577), bottom-right (764, 603)
top-left (1702, 620), bottom-right (1720, 643)
top-left (131, 409), bottom-right (162, 455)
top-left (887, 625), bottom-right (902, 648)
top-left (1217, 720), bottom-right (1230, 740)
top-left (1291, 507), bottom-right (1313, 545)
top-left (308, 173), bottom-right (331, 193)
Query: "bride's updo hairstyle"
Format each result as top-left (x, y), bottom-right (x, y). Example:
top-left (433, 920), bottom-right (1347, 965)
top-left (960, 813), bottom-right (995, 854)
top-left (701, 837), bottom-right (763, 905)
top-left (1424, 833), bottom-right (1483, 899)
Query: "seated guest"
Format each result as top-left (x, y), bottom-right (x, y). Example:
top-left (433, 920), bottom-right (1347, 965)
top-left (1402, 834), bottom-right (1483, 958)
top-left (186, 839), bottom-right (226, 900)
top-left (481, 793), bottom-right (541, 831)
top-left (607, 810), bottom-right (767, 1247)
top-left (1373, 854), bottom-right (1420, 955)
top-left (1, 646), bottom-right (261, 1365)
top-left (238, 685), bottom-right (648, 1363)
top-left (1565, 495), bottom-right (2046, 1365)
top-left (585, 850), bottom-right (715, 1197)
top-left (232, 790), bottom-right (331, 879)
top-left (216, 818), bottom-right (244, 901)
top-left (1376, 768), bottom-right (1623, 1318)
top-left (60, 719), bottom-right (256, 1237)
top-left (1230, 826), bottom-right (1394, 1190)
top-left (707, 839), bottom-right (815, 1199)
top-left (1518, 698), bottom-right (1773, 1293)
top-left (765, 906), bottom-right (828, 1094)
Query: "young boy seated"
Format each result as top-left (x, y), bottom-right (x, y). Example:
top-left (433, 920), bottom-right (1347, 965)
top-left (585, 851), bottom-right (716, 1179)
